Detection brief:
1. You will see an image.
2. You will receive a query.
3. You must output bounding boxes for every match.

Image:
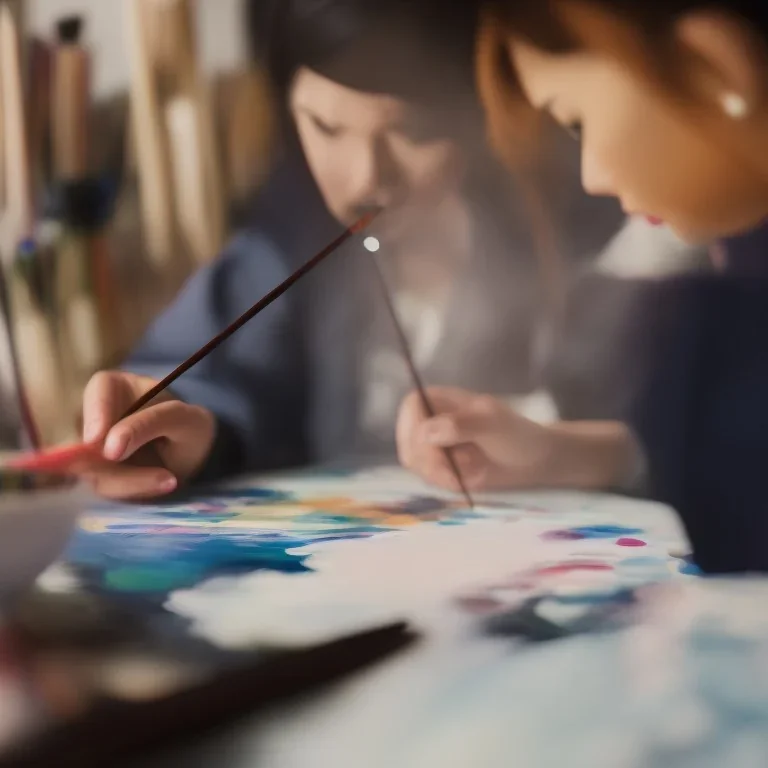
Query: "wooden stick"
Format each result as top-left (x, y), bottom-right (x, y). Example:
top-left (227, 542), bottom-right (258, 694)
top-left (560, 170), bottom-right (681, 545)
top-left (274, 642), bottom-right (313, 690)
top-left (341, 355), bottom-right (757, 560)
top-left (120, 212), bottom-right (377, 420)
top-left (0, 2), bottom-right (33, 246)
top-left (152, 0), bottom-right (225, 266)
top-left (124, 0), bottom-right (177, 270)
top-left (52, 16), bottom-right (90, 180)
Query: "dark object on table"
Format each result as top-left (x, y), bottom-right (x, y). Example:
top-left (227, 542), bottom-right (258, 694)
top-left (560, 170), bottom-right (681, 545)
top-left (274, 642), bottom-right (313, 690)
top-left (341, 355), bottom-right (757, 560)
top-left (0, 624), bottom-right (415, 768)
top-left (483, 591), bottom-right (637, 643)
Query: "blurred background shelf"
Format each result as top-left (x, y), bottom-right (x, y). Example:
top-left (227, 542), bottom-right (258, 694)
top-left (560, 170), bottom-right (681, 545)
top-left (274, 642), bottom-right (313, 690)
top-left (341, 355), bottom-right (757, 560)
top-left (0, 0), bottom-right (276, 446)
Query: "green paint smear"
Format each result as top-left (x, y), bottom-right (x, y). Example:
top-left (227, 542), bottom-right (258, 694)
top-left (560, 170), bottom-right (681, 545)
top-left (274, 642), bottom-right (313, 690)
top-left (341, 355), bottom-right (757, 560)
top-left (105, 563), bottom-right (203, 592)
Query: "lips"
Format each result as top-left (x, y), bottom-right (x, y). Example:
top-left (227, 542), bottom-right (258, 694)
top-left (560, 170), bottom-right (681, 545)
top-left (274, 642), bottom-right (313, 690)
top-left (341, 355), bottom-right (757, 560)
top-left (644, 215), bottom-right (664, 226)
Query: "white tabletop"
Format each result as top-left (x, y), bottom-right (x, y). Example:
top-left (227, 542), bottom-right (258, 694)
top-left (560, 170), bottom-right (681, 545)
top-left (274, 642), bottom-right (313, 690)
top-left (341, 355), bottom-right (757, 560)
top-left (111, 466), bottom-right (765, 768)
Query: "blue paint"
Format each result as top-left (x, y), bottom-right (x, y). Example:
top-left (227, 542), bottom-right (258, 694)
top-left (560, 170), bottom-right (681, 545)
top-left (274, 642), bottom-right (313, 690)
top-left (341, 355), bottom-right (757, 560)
top-left (204, 487), bottom-right (294, 503)
top-left (66, 486), bottom-right (463, 599)
top-left (680, 561), bottom-right (703, 576)
top-left (567, 525), bottom-right (645, 539)
top-left (620, 557), bottom-right (668, 568)
top-left (454, 510), bottom-right (484, 520)
top-left (66, 530), bottom-right (314, 594)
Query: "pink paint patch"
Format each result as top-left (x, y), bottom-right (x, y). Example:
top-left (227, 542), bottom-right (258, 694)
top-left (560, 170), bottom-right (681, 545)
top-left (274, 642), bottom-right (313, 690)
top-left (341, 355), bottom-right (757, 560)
top-left (616, 537), bottom-right (647, 547)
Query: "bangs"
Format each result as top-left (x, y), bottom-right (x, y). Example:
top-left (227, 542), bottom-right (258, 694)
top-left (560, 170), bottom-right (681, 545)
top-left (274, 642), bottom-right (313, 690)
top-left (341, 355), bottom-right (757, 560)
top-left (475, 9), bottom-right (553, 173)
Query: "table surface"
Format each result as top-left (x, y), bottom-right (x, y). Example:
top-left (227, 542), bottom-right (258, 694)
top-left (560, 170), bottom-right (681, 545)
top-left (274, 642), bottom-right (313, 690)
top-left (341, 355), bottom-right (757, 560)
top-left (27, 466), bottom-right (768, 767)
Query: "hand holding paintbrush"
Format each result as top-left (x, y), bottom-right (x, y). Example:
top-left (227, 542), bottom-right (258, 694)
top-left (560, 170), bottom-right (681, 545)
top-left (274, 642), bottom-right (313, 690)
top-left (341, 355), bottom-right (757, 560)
top-left (7, 211), bottom-right (474, 506)
top-left (6, 214), bottom-right (377, 495)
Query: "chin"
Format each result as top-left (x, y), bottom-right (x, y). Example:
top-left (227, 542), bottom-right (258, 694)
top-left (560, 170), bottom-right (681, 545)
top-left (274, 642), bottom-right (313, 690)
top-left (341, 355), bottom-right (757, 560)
top-left (669, 207), bottom-right (768, 245)
top-left (665, 223), bottom-right (710, 246)
top-left (664, 215), bottom-right (738, 246)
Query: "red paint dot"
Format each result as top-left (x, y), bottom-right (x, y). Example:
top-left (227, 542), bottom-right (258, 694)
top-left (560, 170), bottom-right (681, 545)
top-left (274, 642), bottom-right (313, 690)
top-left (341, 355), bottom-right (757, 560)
top-left (617, 537), bottom-right (647, 547)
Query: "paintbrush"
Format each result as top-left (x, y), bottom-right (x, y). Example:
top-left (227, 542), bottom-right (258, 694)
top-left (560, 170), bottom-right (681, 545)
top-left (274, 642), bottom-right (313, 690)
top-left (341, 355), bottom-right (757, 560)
top-left (8, 212), bottom-right (378, 473)
top-left (363, 239), bottom-right (475, 510)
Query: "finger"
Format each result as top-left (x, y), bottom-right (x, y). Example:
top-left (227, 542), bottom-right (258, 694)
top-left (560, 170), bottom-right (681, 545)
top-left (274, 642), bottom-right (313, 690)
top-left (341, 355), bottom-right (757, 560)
top-left (436, 446), bottom-right (489, 491)
top-left (396, 390), bottom-right (429, 469)
top-left (408, 443), bottom-right (481, 490)
top-left (82, 372), bottom-right (133, 444)
top-left (84, 466), bottom-right (178, 501)
top-left (102, 401), bottom-right (208, 462)
top-left (419, 403), bottom-right (504, 449)
top-left (420, 386), bottom-right (477, 411)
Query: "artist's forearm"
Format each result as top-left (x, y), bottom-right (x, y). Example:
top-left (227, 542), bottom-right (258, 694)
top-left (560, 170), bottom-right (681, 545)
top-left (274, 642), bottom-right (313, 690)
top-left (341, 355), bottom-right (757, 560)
top-left (545, 421), bottom-right (637, 490)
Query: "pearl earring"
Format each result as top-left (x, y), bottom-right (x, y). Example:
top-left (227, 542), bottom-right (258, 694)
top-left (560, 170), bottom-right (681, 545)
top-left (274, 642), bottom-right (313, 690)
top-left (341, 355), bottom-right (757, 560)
top-left (720, 92), bottom-right (750, 119)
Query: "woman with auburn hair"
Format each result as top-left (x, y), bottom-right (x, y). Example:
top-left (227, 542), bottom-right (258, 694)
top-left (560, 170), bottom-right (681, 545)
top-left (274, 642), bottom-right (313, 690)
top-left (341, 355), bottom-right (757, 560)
top-left (398, 3), bottom-right (768, 574)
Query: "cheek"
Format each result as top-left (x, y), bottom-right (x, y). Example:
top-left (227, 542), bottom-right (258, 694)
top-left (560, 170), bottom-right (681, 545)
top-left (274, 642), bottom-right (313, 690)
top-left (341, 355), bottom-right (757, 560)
top-left (295, 125), bottom-right (349, 214)
top-left (602, 103), bottom-right (768, 238)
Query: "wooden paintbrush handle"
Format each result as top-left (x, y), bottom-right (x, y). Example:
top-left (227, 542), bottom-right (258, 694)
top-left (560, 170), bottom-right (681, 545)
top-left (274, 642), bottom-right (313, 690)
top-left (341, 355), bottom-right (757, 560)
top-left (120, 212), bottom-right (378, 420)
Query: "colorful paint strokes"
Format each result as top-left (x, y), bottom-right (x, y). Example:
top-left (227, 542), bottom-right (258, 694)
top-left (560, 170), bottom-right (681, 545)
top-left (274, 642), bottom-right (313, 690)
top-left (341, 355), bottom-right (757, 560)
top-left (54, 466), bottom-right (693, 649)
top-left (380, 579), bottom-right (768, 768)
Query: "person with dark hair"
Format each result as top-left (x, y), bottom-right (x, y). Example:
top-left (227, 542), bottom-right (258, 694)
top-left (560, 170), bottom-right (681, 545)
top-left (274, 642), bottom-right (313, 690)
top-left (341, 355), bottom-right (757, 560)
top-left (398, 0), bottom-right (768, 573)
top-left (76, 0), bottom-right (693, 502)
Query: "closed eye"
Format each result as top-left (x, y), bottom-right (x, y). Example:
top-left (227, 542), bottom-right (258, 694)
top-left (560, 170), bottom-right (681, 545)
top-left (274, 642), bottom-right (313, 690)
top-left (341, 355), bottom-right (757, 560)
top-left (308, 114), bottom-right (342, 137)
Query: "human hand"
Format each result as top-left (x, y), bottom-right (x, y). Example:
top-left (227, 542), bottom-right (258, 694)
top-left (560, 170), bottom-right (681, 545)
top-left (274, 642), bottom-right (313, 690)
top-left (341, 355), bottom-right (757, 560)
top-left (396, 386), bottom-right (634, 493)
top-left (396, 386), bottom-right (557, 492)
top-left (79, 371), bottom-right (216, 500)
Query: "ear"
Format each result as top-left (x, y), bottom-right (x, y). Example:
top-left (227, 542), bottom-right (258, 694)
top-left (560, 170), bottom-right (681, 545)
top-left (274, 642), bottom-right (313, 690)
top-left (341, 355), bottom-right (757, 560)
top-left (675, 12), bottom-right (768, 115)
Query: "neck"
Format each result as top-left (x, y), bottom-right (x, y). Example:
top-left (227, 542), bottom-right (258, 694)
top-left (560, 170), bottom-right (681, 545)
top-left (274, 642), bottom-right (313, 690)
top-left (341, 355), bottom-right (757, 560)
top-left (389, 193), bottom-right (472, 296)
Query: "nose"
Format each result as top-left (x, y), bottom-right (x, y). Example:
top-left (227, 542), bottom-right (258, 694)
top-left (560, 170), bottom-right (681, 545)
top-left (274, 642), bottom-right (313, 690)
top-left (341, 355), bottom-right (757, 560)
top-left (580, 148), bottom-right (614, 197)
top-left (347, 136), bottom-right (400, 212)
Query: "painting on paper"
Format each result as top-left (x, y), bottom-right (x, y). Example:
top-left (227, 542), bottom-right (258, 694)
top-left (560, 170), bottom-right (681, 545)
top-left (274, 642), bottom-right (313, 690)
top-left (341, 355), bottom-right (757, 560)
top-left (39, 466), bottom-right (696, 650)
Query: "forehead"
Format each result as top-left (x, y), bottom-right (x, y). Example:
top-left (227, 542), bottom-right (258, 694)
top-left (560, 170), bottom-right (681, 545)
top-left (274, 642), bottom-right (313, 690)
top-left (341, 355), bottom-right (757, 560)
top-left (510, 40), bottom-right (586, 106)
top-left (289, 67), bottom-right (408, 125)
